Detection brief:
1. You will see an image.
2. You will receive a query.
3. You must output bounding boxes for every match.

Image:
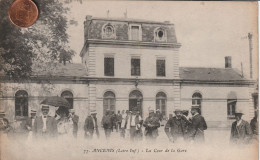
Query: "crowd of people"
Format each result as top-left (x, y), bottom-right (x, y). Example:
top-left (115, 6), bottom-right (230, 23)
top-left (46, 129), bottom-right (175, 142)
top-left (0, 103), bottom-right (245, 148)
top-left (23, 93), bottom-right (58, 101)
top-left (0, 105), bottom-right (258, 145)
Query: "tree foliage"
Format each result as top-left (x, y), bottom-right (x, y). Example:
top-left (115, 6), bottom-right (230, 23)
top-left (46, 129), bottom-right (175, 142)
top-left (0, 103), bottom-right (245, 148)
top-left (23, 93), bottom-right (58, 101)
top-left (0, 0), bottom-right (76, 79)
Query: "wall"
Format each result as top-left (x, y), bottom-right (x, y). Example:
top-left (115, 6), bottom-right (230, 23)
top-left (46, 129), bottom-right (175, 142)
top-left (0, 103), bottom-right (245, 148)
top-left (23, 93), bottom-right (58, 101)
top-left (93, 82), bottom-right (177, 123)
top-left (0, 81), bottom-right (89, 128)
top-left (180, 83), bottom-right (254, 128)
top-left (86, 45), bottom-right (180, 79)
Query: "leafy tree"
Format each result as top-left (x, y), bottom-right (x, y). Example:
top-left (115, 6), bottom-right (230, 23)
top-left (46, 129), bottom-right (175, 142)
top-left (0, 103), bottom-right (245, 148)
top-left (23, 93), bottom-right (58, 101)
top-left (0, 0), bottom-right (76, 79)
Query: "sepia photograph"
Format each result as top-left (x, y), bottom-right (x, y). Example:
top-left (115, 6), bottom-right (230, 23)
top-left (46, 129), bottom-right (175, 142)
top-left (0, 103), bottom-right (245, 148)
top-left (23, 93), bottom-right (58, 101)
top-left (0, 1), bottom-right (258, 160)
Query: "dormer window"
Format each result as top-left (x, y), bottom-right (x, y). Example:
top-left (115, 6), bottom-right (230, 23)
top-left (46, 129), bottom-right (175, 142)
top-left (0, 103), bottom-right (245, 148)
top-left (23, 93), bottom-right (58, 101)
top-left (128, 24), bottom-right (142, 41)
top-left (102, 23), bottom-right (116, 39)
top-left (154, 28), bottom-right (167, 42)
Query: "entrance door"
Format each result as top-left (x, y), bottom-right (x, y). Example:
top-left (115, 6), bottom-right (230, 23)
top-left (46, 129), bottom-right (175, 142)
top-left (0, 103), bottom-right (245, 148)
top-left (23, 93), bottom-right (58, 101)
top-left (129, 90), bottom-right (143, 116)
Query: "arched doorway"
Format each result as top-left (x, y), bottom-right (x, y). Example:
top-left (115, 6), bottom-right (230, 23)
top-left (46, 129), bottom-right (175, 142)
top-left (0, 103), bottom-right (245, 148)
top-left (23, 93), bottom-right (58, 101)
top-left (129, 90), bottom-right (143, 116)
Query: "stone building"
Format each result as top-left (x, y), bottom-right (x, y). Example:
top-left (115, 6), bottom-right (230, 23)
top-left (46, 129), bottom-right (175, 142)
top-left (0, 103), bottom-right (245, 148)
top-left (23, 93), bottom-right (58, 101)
top-left (0, 15), bottom-right (256, 129)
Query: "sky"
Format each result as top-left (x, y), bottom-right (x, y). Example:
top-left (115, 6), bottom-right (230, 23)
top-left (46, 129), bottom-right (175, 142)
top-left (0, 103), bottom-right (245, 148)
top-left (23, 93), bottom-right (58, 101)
top-left (65, 1), bottom-right (258, 79)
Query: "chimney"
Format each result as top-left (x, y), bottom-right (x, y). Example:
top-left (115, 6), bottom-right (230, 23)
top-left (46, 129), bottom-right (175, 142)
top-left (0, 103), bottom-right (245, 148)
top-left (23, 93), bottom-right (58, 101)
top-left (86, 15), bottom-right (92, 20)
top-left (225, 56), bottom-right (232, 68)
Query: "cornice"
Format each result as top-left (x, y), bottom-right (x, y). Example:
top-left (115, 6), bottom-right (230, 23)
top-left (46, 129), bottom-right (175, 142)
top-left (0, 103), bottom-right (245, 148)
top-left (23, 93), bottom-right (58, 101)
top-left (85, 39), bottom-right (182, 48)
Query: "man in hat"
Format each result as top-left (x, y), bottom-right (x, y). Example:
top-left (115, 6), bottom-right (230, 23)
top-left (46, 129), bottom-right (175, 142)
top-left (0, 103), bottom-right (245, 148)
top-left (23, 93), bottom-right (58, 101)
top-left (116, 110), bottom-right (123, 131)
top-left (33, 105), bottom-right (58, 139)
top-left (250, 109), bottom-right (258, 142)
top-left (230, 111), bottom-right (252, 144)
top-left (189, 106), bottom-right (207, 143)
top-left (84, 110), bottom-right (99, 139)
top-left (0, 110), bottom-right (10, 133)
top-left (165, 114), bottom-right (173, 141)
top-left (68, 109), bottom-right (79, 138)
top-left (25, 109), bottom-right (37, 139)
top-left (182, 110), bottom-right (192, 141)
top-left (128, 107), bottom-right (143, 141)
top-left (143, 109), bottom-right (160, 141)
top-left (155, 109), bottom-right (163, 122)
top-left (101, 109), bottom-right (113, 140)
top-left (120, 110), bottom-right (129, 138)
top-left (166, 109), bottom-right (189, 143)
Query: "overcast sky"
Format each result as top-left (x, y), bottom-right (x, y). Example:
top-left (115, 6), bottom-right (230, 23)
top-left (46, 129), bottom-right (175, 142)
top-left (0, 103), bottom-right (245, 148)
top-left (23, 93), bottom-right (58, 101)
top-left (65, 1), bottom-right (258, 79)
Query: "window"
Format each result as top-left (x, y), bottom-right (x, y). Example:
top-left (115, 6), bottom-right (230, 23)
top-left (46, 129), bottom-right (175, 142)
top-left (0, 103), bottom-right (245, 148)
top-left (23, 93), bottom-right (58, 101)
top-left (131, 58), bottom-right (140, 76)
top-left (129, 90), bottom-right (143, 116)
top-left (154, 28), bottom-right (167, 42)
top-left (227, 99), bottom-right (236, 118)
top-left (61, 91), bottom-right (73, 109)
top-left (227, 91), bottom-right (237, 119)
top-left (131, 26), bottom-right (139, 41)
top-left (104, 57), bottom-right (114, 76)
top-left (156, 92), bottom-right (167, 116)
top-left (102, 23), bottom-right (116, 39)
top-left (129, 24), bottom-right (142, 41)
top-left (192, 92), bottom-right (202, 114)
top-left (103, 91), bottom-right (116, 115)
top-left (15, 90), bottom-right (28, 117)
top-left (157, 59), bottom-right (166, 77)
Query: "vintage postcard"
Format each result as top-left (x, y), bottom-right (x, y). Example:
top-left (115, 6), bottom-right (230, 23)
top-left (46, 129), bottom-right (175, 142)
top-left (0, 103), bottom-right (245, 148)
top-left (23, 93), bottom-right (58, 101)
top-left (0, 1), bottom-right (258, 160)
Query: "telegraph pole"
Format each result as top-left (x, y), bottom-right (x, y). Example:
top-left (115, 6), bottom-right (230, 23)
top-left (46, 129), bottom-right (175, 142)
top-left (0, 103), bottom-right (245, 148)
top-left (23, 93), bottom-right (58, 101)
top-left (248, 33), bottom-right (253, 79)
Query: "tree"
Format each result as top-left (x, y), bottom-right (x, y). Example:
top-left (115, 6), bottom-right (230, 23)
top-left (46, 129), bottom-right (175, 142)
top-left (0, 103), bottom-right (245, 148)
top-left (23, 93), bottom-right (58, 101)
top-left (0, 0), bottom-right (76, 79)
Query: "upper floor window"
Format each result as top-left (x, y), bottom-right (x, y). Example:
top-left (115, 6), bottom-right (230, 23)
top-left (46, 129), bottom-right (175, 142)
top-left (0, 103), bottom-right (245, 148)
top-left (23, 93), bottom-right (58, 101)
top-left (102, 23), bottom-right (116, 39)
top-left (154, 28), bottom-right (167, 42)
top-left (131, 58), bottom-right (140, 76)
top-left (157, 59), bottom-right (166, 77)
top-left (104, 57), bottom-right (114, 76)
top-left (15, 90), bottom-right (28, 117)
top-left (129, 24), bottom-right (142, 41)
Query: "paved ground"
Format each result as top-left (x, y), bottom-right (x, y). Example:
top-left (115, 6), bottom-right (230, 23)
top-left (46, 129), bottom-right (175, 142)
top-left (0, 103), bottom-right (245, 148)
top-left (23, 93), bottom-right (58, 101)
top-left (1, 127), bottom-right (258, 160)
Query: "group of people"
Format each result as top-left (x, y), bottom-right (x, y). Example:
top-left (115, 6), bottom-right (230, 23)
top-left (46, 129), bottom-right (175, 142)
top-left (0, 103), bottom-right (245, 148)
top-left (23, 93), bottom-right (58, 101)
top-left (0, 105), bottom-right (258, 145)
top-left (164, 106), bottom-right (207, 143)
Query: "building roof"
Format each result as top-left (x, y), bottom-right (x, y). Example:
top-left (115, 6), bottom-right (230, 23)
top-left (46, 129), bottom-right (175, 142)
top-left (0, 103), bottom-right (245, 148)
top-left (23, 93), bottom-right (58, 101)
top-left (179, 67), bottom-right (246, 81)
top-left (32, 63), bottom-right (88, 77)
top-left (88, 16), bottom-right (173, 25)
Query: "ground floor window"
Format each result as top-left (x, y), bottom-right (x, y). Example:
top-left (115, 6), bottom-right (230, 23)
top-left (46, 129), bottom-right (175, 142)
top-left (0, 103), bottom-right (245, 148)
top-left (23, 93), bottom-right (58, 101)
top-left (61, 90), bottom-right (73, 109)
top-left (156, 92), bottom-right (167, 116)
top-left (227, 99), bottom-right (236, 119)
top-left (103, 91), bottom-right (116, 115)
top-left (15, 90), bottom-right (28, 118)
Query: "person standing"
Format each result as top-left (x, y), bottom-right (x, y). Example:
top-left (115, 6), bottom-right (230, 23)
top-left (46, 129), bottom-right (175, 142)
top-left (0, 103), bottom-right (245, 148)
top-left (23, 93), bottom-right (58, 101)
top-left (128, 108), bottom-right (142, 141)
top-left (182, 110), bottom-right (192, 141)
top-left (0, 110), bottom-right (10, 142)
top-left (250, 110), bottom-right (258, 142)
top-left (84, 110), bottom-right (99, 139)
top-left (165, 114), bottom-right (173, 142)
top-left (156, 109), bottom-right (163, 122)
top-left (0, 110), bottom-right (10, 133)
top-left (189, 106), bottom-right (207, 143)
top-left (68, 109), bottom-right (79, 138)
top-left (143, 109), bottom-right (160, 141)
top-left (116, 110), bottom-right (122, 131)
top-left (120, 110), bottom-right (129, 138)
top-left (166, 109), bottom-right (188, 143)
top-left (33, 106), bottom-right (58, 139)
top-left (25, 109), bottom-right (37, 140)
top-left (101, 110), bottom-right (113, 140)
top-left (230, 111), bottom-right (252, 144)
